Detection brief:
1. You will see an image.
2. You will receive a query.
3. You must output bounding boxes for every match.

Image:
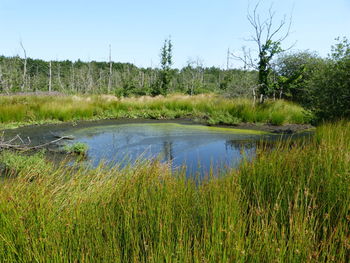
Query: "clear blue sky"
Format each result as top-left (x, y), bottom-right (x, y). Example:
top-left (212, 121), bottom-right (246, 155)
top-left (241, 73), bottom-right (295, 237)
top-left (0, 0), bottom-right (349, 68)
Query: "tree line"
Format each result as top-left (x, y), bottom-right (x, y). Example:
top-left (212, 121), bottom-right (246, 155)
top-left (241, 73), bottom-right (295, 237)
top-left (0, 35), bottom-right (348, 122)
top-left (0, 54), bottom-right (258, 98)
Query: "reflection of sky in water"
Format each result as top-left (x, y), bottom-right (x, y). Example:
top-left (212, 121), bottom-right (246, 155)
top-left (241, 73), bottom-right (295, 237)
top-left (69, 123), bottom-right (279, 176)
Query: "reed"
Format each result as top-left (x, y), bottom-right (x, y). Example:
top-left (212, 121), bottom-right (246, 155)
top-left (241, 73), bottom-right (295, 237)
top-left (0, 121), bottom-right (348, 262)
top-left (0, 94), bottom-right (310, 129)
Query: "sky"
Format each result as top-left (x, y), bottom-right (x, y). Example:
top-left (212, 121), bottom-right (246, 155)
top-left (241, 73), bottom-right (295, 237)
top-left (0, 0), bottom-right (349, 69)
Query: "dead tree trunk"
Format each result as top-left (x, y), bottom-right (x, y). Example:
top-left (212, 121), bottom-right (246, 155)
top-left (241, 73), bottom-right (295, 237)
top-left (57, 64), bottom-right (64, 91)
top-left (70, 63), bottom-right (75, 93)
top-left (252, 86), bottom-right (256, 105)
top-left (20, 41), bottom-right (27, 92)
top-left (226, 48), bottom-right (230, 70)
top-left (0, 65), bottom-right (3, 93)
top-left (108, 44), bottom-right (112, 93)
top-left (49, 61), bottom-right (52, 92)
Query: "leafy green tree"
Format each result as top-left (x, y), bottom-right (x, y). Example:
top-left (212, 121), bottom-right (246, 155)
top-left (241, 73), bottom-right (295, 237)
top-left (307, 37), bottom-right (350, 121)
top-left (273, 51), bottom-right (324, 103)
top-left (152, 38), bottom-right (173, 96)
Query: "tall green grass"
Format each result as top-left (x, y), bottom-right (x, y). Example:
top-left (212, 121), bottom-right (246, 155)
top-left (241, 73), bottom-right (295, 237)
top-left (0, 122), bottom-right (348, 262)
top-left (0, 94), bottom-right (310, 128)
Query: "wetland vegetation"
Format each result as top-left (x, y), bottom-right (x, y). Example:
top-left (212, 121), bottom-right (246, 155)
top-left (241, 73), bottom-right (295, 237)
top-left (0, 44), bottom-right (349, 261)
top-left (0, 3), bottom-right (349, 261)
top-left (0, 94), bottom-right (309, 129)
top-left (0, 43), bottom-right (349, 261)
top-left (0, 122), bottom-right (349, 262)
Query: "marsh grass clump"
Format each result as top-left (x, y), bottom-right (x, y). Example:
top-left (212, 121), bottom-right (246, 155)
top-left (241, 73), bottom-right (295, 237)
top-left (0, 94), bottom-right (310, 129)
top-left (0, 122), bottom-right (348, 261)
top-left (0, 150), bottom-right (49, 177)
top-left (63, 142), bottom-right (89, 155)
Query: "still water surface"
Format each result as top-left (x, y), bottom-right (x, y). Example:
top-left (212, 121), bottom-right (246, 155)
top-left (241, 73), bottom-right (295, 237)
top-left (68, 123), bottom-right (299, 175)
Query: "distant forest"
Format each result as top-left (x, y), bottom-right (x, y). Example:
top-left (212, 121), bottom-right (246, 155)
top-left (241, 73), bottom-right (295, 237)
top-left (0, 56), bottom-right (257, 97)
top-left (0, 35), bottom-right (349, 122)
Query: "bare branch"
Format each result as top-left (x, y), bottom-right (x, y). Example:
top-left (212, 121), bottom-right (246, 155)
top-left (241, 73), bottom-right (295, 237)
top-left (247, 2), bottom-right (293, 52)
top-left (242, 1), bottom-right (294, 101)
top-left (230, 46), bottom-right (256, 70)
top-left (0, 134), bottom-right (74, 151)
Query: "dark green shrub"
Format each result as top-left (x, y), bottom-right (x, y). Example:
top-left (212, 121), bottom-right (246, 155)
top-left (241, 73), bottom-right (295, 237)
top-left (307, 38), bottom-right (350, 121)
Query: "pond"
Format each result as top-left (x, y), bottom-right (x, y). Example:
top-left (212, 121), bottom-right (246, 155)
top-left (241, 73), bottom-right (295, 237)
top-left (65, 122), bottom-right (309, 176)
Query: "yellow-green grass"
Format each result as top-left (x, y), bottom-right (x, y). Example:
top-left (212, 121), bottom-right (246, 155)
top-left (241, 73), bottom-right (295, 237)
top-left (0, 94), bottom-right (311, 129)
top-left (0, 121), bottom-right (348, 262)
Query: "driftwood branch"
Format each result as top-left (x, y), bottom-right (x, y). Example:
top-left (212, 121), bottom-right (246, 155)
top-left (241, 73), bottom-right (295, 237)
top-left (0, 134), bottom-right (73, 151)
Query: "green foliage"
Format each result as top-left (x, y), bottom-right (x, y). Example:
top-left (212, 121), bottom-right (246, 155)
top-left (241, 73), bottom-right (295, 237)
top-left (0, 122), bottom-right (348, 261)
top-left (270, 37), bottom-right (350, 122)
top-left (273, 51), bottom-right (324, 103)
top-left (306, 37), bottom-right (350, 121)
top-left (258, 40), bottom-right (284, 98)
top-left (330, 36), bottom-right (350, 60)
top-left (63, 142), bottom-right (89, 155)
top-left (152, 38), bottom-right (173, 96)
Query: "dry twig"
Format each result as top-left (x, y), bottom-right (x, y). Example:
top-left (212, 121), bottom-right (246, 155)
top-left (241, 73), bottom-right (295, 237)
top-left (0, 134), bottom-right (72, 151)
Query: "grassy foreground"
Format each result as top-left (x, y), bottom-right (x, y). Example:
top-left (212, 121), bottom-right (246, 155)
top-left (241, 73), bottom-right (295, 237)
top-left (0, 94), bottom-right (309, 129)
top-left (0, 122), bottom-right (349, 262)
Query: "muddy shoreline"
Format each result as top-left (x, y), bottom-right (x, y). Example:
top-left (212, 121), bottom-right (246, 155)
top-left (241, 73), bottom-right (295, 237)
top-left (2, 118), bottom-right (314, 145)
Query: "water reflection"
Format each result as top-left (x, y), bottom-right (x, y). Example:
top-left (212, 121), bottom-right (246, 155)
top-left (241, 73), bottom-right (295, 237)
top-left (66, 123), bottom-right (310, 176)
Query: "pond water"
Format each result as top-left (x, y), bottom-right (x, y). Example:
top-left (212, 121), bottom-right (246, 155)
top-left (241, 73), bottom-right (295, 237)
top-left (66, 123), bottom-right (306, 176)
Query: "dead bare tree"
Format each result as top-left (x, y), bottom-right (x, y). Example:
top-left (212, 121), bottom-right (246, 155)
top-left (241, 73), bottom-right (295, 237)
top-left (231, 2), bottom-right (294, 103)
top-left (20, 41), bottom-right (27, 92)
top-left (185, 58), bottom-right (204, 96)
top-left (49, 61), bottom-right (52, 92)
top-left (226, 48), bottom-right (230, 70)
top-left (87, 62), bottom-right (94, 93)
top-left (70, 63), bottom-right (75, 92)
top-left (57, 63), bottom-right (64, 91)
top-left (0, 65), bottom-right (3, 93)
top-left (108, 44), bottom-right (113, 93)
top-left (231, 46), bottom-right (255, 70)
top-left (139, 71), bottom-right (145, 88)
